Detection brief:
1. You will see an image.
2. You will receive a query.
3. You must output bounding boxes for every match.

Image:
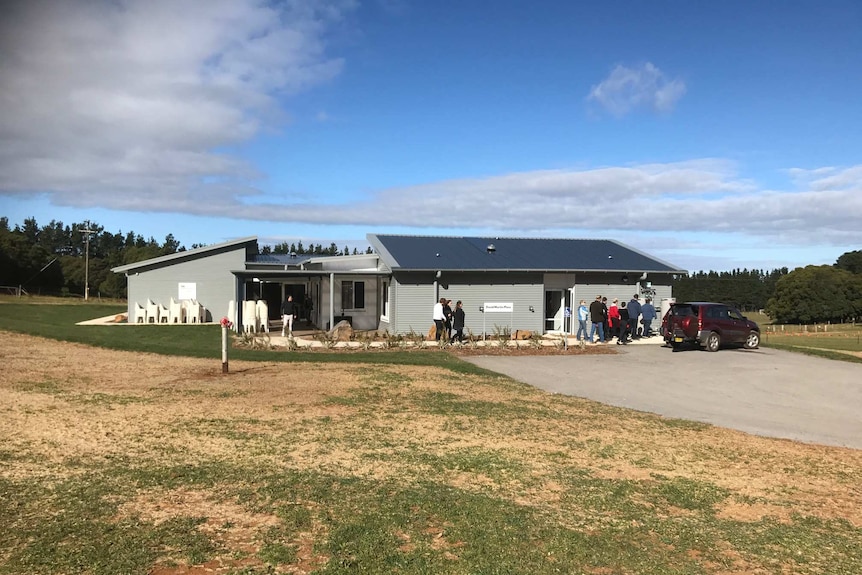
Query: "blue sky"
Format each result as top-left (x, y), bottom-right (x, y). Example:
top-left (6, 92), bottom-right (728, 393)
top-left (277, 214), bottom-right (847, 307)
top-left (2, 0), bottom-right (861, 272)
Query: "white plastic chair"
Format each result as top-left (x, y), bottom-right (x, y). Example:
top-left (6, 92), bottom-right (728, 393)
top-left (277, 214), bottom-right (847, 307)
top-left (256, 300), bottom-right (269, 333)
top-left (169, 297), bottom-right (185, 324)
top-left (146, 299), bottom-right (158, 324)
top-left (196, 301), bottom-right (206, 323)
top-left (134, 302), bottom-right (146, 323)
top-left (157, 302), bottom-right (169, 323)
top-left (183, 299), bottom-right (203, 324)
top-left (242, 300), bottom-right (258, 333)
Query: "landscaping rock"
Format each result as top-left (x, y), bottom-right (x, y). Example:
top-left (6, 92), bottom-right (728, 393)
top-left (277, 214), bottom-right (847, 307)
top-left (329, 320), bottom-right (354, 341)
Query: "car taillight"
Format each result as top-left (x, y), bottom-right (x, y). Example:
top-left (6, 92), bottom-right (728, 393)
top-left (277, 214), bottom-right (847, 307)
top-left (698, 316), bottom-right (703, 331)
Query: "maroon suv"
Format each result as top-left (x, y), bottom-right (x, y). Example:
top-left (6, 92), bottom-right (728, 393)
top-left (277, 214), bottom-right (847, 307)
top-left (663, 302), bottom-right (760, 352)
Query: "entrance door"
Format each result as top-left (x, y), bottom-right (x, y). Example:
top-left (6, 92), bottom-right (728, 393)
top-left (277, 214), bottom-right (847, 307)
top-left (278, 284), bottom-right (306, 316)
top-left (261, 283), bottom-right (281, 321)
top-left (545, 290), bottom-right (563, 331)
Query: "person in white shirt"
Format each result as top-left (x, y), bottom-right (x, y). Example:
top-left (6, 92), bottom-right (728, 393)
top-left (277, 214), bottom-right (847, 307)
top-left (432, 297), bottom-right (446, 341)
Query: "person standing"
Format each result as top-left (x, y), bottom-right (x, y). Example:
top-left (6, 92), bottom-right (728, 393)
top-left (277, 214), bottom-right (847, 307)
top-left (432, 297), bottom-right (446, 341)
top-left (452, 300), bottom-right (466, 343)
top-left (589, 295), bottom-right (605, 343)
top-left (442, 299), bottom-right (454, 341)
top-left (607, 298), bottom-right (620, 341)
top-left (628, 294), bottom-right (642, 338)
top-left (281, 295), bottom-right (296, 337)
top-left (576, 300), bottom-right (589, 342)
top-left (641, 298), bottom-right (657, 337)
top-left (617, 301), bottom-right (630, 344)
top-left (601, 297), bottom-right (610, 340)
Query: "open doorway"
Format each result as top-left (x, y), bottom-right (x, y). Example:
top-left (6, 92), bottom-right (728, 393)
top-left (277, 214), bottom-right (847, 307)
top-left (545, 290), bottom-right (563, 332)
top-left (280, 284), bottom-right (309, 326)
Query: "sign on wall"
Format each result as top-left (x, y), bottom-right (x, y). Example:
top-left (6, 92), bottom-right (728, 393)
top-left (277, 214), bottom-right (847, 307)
top-left (178, 282), bottom-right (197, 300)
top-left (483, 302), bottom-right (514, 313)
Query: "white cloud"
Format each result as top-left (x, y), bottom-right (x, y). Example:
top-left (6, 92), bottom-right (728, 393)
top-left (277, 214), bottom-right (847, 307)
top-left (0, 0), bottom-right (353, 203)
top-left (587, 62), bottom-right (686, 117)
top-left (84, 158), bottom-right (859, 249)
top-left (787, 166), bottom-right (862, 191)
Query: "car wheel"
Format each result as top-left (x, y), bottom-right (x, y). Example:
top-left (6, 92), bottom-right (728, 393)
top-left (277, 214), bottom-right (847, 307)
top-left (705, 331), bottom-right (720, 352)
top-left (744, 331), bottom-right (760, 349)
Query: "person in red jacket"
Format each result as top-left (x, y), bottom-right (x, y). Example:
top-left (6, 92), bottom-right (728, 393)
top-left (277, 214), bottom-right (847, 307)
top-left (607, 298), bottom-right (621, 341)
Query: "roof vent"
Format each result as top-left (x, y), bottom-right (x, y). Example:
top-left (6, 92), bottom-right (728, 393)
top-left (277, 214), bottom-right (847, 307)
top-left (486, 243), bottom-right (496, 254)
top-left (289, 251), bottom-right (297, 258)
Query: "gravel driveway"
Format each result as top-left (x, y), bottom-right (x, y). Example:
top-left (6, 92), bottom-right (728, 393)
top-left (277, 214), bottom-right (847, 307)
top-left (464, 344), bottom-right (862, 450)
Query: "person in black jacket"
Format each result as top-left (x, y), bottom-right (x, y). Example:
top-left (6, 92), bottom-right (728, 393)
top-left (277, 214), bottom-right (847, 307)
top-left (281, 295), bottom-right (296, 337)
top-left (452, 300), bottom-right (466, 343)
top-left (442, 299), bottom-right (454, 341)
top-left (589, 295), bottom-right (606, 343)
top-left (617, 301), bottom-right (630, 345)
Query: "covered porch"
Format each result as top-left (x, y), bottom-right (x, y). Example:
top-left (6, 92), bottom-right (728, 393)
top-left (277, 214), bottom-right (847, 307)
top-left (229, 269), bottom-right (389, 334)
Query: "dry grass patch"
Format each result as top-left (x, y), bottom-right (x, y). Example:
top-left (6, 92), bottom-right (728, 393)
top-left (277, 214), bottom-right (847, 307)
top-left (2, 331), bottom-right (861, 574)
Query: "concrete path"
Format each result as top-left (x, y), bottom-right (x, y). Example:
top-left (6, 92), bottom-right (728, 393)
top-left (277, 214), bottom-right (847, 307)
top-left (464, 344), bottom-right (862, 450)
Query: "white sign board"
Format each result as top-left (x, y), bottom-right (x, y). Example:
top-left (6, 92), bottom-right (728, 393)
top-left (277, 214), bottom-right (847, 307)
top-left (178, 282), bottom-right (197, 300)
top-left (483, 302), bottom-right (514, 313)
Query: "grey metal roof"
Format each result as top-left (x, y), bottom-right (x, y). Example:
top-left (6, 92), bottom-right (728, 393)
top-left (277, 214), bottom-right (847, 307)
top-left (250, 253), bottom-right (313, 265)
top-left (367, 234), bottom-right (685, 273)
top-left (112, 236), bottom-right (257, 273)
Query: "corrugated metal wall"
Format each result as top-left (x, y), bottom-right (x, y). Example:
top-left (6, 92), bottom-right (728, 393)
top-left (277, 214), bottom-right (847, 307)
top-left (126, 247), bottom-right (246, 322)
top-left (391, 272), bottom-right (545, 336)
top-left (390, 274), bottom-right (435, 335)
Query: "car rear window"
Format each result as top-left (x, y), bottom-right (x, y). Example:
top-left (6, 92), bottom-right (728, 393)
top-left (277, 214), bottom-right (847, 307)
top-left (671, 305), bottom-right (695, 316)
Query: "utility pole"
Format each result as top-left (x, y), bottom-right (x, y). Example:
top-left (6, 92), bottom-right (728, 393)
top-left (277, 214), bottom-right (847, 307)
top-left (78, 222), bottom-right (97, 301)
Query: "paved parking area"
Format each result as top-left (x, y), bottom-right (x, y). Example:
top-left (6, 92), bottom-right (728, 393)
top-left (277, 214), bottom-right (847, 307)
top-left (464, 344), bottom-right (862, 450)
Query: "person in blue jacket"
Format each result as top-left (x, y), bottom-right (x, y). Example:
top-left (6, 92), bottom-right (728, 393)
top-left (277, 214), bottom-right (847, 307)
top-left (577, 300), bottom-right (589, 342)
top-left (640, 297), bottom-right (657, 337)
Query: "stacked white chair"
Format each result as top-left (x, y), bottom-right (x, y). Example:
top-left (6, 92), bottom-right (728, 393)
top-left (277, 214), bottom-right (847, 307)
top-left (169, 297), bottom-right (185, 324)
top-left (242, 300), bottom-right (258, 333)
top-left (194, 300), bottom-right (205, 323)
top-left (256, 300), bottom-right (269, 332)
top-left (146, 299), bottom-right (158, 324)
top-left (157, 302), bottom-right (169, 323)
top-left (183, 299), bottom-right (203, 323)
top-left (134, 302), bottom-right (146, 323)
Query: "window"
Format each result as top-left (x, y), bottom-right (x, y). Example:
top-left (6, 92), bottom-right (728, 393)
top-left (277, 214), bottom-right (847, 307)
top-left (341, 280), bottom-right (365, 310)
top-left (381, 281), bottom-right (389, 318)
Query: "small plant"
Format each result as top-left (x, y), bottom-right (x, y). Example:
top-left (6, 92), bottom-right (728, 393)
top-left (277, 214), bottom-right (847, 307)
top-left (528, 332), bottom-right (539, 348)
top-left (316, 330), bottom-right (337, 349)
top-left (466, 329), bottom-right (480, 349)
top-left (356, 331), bottom-right (374, 350)
top-left (492, 324), bottom-right (511, 341)
top-left (238, 331), bottom-right (271, 349)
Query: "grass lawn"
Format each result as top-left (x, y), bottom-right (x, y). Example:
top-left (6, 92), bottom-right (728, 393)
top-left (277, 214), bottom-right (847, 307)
top-left (759, 320), bottom-right (862, 364)
top-left (2, 300), bottom-right (861, 574)
top-left (0, 299), bottom-right (488, 374)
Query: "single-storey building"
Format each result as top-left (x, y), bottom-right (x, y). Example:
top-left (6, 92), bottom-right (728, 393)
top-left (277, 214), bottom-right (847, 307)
top-left (111, 234), bottom-right (686, 336)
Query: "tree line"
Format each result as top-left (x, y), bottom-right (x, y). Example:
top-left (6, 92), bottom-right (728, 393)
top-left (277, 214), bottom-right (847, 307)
top-left (672, 251), bottom-right (862, 323)
top-left (0, 217), bottom-right (370, 299)
top-left (2, 217), bottom-right (860, 322)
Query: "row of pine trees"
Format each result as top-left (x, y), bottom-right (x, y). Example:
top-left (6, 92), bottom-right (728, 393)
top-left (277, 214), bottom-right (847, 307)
top-left (1, 217), bottom-right (860, 323)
